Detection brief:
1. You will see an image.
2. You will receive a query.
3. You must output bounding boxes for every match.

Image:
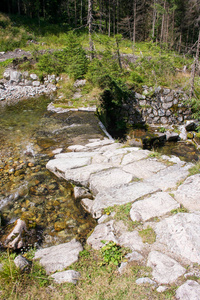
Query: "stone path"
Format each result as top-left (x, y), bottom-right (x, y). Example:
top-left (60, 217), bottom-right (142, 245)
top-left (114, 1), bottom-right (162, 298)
top-left (34, 138), bottom-right (200, 296)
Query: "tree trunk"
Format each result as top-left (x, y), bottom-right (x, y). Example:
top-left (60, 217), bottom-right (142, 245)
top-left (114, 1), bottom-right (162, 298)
top-left (88, 0), bottom-right (94, 60)
top-left (108, 0), bottom-right (111, 36)
top-left (152, 0), bottom-right (156, 40)
top-left (160, 0), bottom-right (166, 43)
top-left (133, 0), bottom-right (136, 44)
top-left (190, 30), bottom-right (200, 97)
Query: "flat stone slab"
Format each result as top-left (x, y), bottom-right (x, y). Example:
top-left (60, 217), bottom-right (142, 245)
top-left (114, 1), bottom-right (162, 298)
top-left (64, 164), bottom-right (112, 187)
top-left (34, 239), bottom-right (83, 274)
top-left (130, 192), bottom-right (180, 222)
top-left (89, 182), bottom-right (160, 218)
top-left (46, 157), bottom-right (92, 175)
top-left (118, 231), bottom-right (144, 252)
top-left (145, 164), bottom-right (191, 191)
top-left (174, 174), bottom-right (200, 211)
top-left (121, 150), bottom-right (150, 165)
top-left (50, 270), bottom-right (81, 284)
top-left (87, 221), bottom-right (118, 250)
top-left (155, 213), bottom-right (200, 264)
top-left (147, 251), bottom-right (185, 284)
top-left (89, 168), bottom-right (133, 195)
top-left (122, 159), bottom-right (167, 179)
top-left (176, 280), bottom-right (200, 300)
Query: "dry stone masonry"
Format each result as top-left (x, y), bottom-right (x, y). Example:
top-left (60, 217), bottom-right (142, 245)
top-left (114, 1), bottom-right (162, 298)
top-left (41, 137), bottom-right (200, 293)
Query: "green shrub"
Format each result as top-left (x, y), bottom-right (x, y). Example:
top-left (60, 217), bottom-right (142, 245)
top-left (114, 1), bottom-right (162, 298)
top-left (100, 241), bottom-right (128, 266)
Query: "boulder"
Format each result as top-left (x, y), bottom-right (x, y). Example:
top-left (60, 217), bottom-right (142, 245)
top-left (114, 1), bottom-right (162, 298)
top-left (176, 280), bottom-right (200, 300)
top-left (174, 174), bottom-right (200, 211)
top-left (34, 239), bottom-right (83, 274)
top-left (155, 213), bottom-right (200, 264)
top-left (14, 255), bottom-right (30, 271)
top-left (30, 73), bottom-right (38, 80)
top-left (10, 70), bottom-right (22, 84)
top-left (50, 270), bottom-right (81, 284)
top-left (147, 251), bottom-right (185, 284)
top-left (130, 192), bottom-right (180, 222)
top-left (87, 221), bottom-right (118, 250)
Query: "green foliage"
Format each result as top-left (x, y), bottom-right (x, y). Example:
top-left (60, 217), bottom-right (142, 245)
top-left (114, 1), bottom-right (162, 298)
top-left (100, 241), bottom-right (128, 266)
top-left (170, 204), bottom-right (188, 215)
top-left (37, 32), bottom-right (88, 79)
top-left (129, 71), bottom-right (144, 84)
top-left (159, 127), bottom-right (166, 133)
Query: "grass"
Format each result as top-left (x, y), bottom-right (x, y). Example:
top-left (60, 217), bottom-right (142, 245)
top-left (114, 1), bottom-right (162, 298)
top-left (138, 226), bottom-right (156, 244)
top-left (189, 161), bottom-right (200, 175)
top-left (0, 245), bottom-right (177, 300)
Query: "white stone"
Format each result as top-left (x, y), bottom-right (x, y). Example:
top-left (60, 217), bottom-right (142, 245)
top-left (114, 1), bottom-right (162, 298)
top-left (136, 277), bottom-right (157, 285)
top-left (122, 159), bottom-right (166, 179)
top-left (14, 255), bottom-right (30, 270)
top-left (176, 280), bottom-right (200, 300)
top-left (87, 221), bottom-right (118, 250)
top-left (68, 145), bottom-right (87, 152)
top-left (46, 157), bottom-right (92, 176)
top-left (89, 182), bottom-right (160, 218)
top-left (30, 73), bottom-right (38, 80)
top-left (32, 81), bottom-right (40, 87)
top-left (64, 164), bottom-right (112, 187)
top-left (118, 231), bottom-right (144, 251)
top-left (89, 168), bottom-right (133, 195)
top-left (145, 164), bottom-right (191, 191)
top-left (121, 150), bottom-right (150, 165)
top-left (174, 174), bottom-right (200, 211)
top-left (147, 251), bottom-right (185, 284)
top-left (50, 270), bottom-right (81, 284)
top-left (74, 186), bottom-right (92, 200)
top-left (125, 251), bottom-right (144, 262)
top-left (34, 239), bottom-right (83, 274)
top-left (155, 213), bottom-right (200, 264)
top-left (130, 192), bottom-right (180, 222)
top-left (156, 286), bottom-right (168, 293)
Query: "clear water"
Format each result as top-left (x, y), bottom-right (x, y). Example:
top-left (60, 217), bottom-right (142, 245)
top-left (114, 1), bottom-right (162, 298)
top-left (0, 96), bottom-right (104, 247)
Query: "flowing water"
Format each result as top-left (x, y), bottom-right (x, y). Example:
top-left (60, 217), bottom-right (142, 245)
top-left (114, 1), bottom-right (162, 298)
top-left (0, 96), bottom-right (105, 247)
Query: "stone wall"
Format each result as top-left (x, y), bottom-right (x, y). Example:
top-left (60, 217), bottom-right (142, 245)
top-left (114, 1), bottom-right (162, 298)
top-left (123, 86), bottom-right (192, 126)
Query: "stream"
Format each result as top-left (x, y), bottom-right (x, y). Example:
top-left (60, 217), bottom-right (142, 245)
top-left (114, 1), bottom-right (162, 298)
top-left (0, 96), bottom-right (105, 247)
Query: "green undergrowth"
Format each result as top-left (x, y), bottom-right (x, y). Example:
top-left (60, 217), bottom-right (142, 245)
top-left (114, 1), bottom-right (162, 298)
top-left (0, 245), bottom-right (177, 300)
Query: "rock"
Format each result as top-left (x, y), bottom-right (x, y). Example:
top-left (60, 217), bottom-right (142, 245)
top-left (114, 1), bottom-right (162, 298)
top-left (32, 81), bottom-right (40, 87)
top-left (34, 239), bottom-right (83, 274)
top-left (174, 174), bottom-right (200, 211)
top-left (156, 286), bottom-right (168, 293)
top-left (30, 73), bottom-right (38, 80)
top-left (88, 182), bottom-right (160, 219)
top-left (74, 186), bottom-right (92, 200)
top-left (14, 255), bottom-right (30, 271)
top-left (68, 145), bottom-right (87, 152)
top-left (136, 277), bottom-right (157, 285)
top-left (10, 70), bottom-right (22, 84)
top-left (125, 251), bottom-right (144, 262)
top-left (89, 168), bottom-right (133, 195)
top-left (121, 150), bottom-right (150, 165)
top-left (130, 192), bottom-right (180, 222)
top-left (118, 262), bottom-right (128, 274)
top-left (185, 121), bottom-right (198, 131)
top-left (147, 251), bottom-right (185, 284)
top-left (3, 70), bottom-right (10, 80)
top-left (176, 280), bottom-right (200, 300)
top-left (155, 213), bottom-right (200, 264)
top-left (145, 164), bottom-right (191, 191)
top-left (46, 156), bottom-right (92, 177)
top-left (63, 164), bottom-right (112, 188)
top-left (87, 221), bottom-right (118, 250)
top-left (50, 270), bottom-right (81, 284)
top-left (122, 159), bottom-right (166, 180)
top-left (73, 79), bottom-right (86, 88)
top-left (118, 231), bottom-right (144, 251)
top-left (166, 132), bottom-right (179, 141)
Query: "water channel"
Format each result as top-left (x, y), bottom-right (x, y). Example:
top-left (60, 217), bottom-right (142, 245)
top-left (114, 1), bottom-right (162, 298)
top-left (0, 96), bottom-right (199, 248)
top-left (0, 96), bottom-right (105, 247)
